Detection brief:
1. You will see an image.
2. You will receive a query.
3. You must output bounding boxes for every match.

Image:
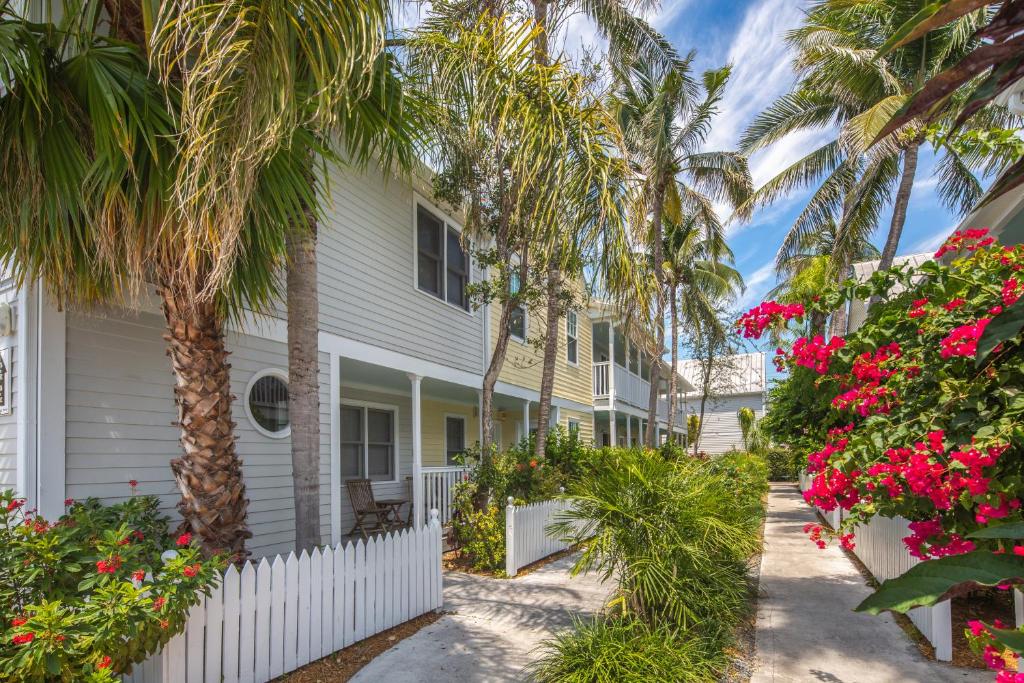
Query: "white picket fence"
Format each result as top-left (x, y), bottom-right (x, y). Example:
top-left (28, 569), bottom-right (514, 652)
top-left (797, 472), bottom-right (952, 661)
top-left (505, 496), bottom-right (575, 577)
top-left (124, 514), bottom-right (443, 683)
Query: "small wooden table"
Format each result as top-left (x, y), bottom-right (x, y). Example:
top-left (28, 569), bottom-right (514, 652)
top-left (376, 498), bottom-right (408, 529)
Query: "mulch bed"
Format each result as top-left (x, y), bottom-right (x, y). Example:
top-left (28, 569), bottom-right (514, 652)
top-left (274, 611), bottom-right (442, 682)
top-left (442, 545), bottom-right (581, 578)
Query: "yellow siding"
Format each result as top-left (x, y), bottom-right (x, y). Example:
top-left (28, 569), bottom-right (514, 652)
top-left (559, 407), bottom-right (594, 444)
top-left (420, 399), bottom-right (480, 467)
top-left (491, 292), bottom-right (594, 408)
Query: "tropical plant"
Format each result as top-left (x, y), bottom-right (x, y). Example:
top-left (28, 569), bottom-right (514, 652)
top-left (0, 1), bottom-right (331, 556)
top-left (737, 406), bottom-right (756, 450)
top-left (150, 0), bottom-right (424, 551)
top-left (0, 490), bottom-right (222, 680)
top-left (610, 54), bottom-right (752, 445)
top-left (739, 0), bottom-right (1016, 289)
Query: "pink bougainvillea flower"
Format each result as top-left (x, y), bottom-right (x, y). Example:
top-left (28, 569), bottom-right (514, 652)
top-left (737, 301), bottom-right (804, 339)
top-left (935, 227), bottom-right (994, 258)
top-left (939, 318), bottom-right (991, 359)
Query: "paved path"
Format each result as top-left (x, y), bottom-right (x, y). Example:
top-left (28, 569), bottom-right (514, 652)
top-left (351, 554), bottom-right (610, 682)
top-left (753, 483), bottom-right (989, 683)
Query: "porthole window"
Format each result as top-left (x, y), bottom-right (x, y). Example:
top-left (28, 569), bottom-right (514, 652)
top-left (245, 369), bottom-right (290, 438)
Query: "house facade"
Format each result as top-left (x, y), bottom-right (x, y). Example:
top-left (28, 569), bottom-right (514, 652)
top-left (0, 157), bottom-right (687, 559)
top-left (677, 352), bottom-right (766, 455)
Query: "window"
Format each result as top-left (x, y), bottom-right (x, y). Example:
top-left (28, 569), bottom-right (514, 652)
top-left (417, 203), bottom-right (470, 309)
top-left (509, 271), bottom-right (527, 341)
top-left (246, 370), bottom-right (289, 438)
top-left (613, 327), bottom-right (626, 366)
top-left (628, 343), bottom-right (639, 374)
top-left (566, 311), bottom-right (578, 365)
top-left (567, 419), bottom-right (580, 436)
top-left (445, 416), bottom-right (466, 465)
top-left (341, 405), bottom-right (396, 481)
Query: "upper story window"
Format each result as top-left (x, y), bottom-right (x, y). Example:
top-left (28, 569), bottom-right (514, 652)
top-left (566, 311), bottom-right (578, 365)
top-left (509, 271), bottom-right (527, 341)
top-left (445, 416), bottom-right (466, 465)
top-left (416, 204), bottom-right (469, 310)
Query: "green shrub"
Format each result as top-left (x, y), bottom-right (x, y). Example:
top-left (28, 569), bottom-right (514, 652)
top-left (763, 448), bottom-right (799, 481)
top-left (0, 490), bottom-right (223, 681)
top-left (528, 617), bottom-right (725, 683)
top-left (449, 484), bottom-right (506, 573)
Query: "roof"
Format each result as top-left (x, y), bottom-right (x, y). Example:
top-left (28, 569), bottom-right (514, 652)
top-left (852, 252), bottom-right (933, 283)
top-left (676, 352), bottom-right (766, 397)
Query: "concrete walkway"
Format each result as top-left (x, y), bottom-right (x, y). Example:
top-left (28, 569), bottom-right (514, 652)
top-left (754, 483), bottom-right (988, 683)
top-left (351, 553), bottom-right (610, 682)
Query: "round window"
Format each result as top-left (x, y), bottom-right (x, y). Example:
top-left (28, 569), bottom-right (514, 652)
top-left (246, 370), bottom-right (290, 438)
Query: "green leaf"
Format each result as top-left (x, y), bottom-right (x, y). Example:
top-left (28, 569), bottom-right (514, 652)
top-left (968, 522), bottom-right (1024, 540)
top-left (877, 0), bottom-right (991, 55)
top-left (976, 300), bottom-right (1024, 367)
top-left (990, 625), bottom-right (1024, 655)
top-left (855, 552), bottom-right (1024, 615)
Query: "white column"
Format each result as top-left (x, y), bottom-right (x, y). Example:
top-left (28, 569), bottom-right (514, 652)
top-left (550, 405), bottom-right (560, 429)
top-left (409, 373), bottom-right (424, 529)
top-left (36, 288), bottom-right (65, 520)
top-left (329, 354), bottom-right (342, 544)
top-left (607, 324), bottom-right (616, 406)
top-left (522, 399), bottom-right (530, 440)
top-left (477, 389), bottom-right (484, 446)
top-left (609, 410), bottom-right (616, 446)
top-left (626, 414), bottom-right (632, 446)
top-left (15, 283), bottom-right (38, 507)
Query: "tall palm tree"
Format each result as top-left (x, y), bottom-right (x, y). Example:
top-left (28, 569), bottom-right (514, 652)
top-left (661, 216), bottom-right (743, 439)
top-left (740, 0), bottom-right (1013, 284)
top-left (151, 0), bottom-right (423, 550)
top-left (0, 1), bottom-right (322, 557)
top-left (610, 56), bottom-right (752, 445)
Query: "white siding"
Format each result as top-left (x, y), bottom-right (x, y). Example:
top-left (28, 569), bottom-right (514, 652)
top-left (318, 162), bottom-right (484, 374)
top-left (0, 277), bottom-right (17, 491)
top-left (64, 308), bottom-right (331, 559)
top-left (684, 393), bottom-right (764, 455)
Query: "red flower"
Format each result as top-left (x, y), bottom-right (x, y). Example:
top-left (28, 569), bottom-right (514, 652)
top-left (132, 570), bottom-right (146, 582)
top-left (96, 555), bottom-right (122, 574)
top-left (12, 633), bottom-right (34, 645)
top-left (529, 459), bottom-right (538, 469)
top-left (10, 616), bottom-right (27, 627)
top-left (97, 655), bottom-right (112, 670)
top-left (63, 498), bottom-right (74, 507)
top-left (1002, 278), bottom-right (1021, 307)
top-left (939, 318), bottom-right (992, 359)
top-left (935, 227), bottom-right (993, 258)
top-left (176, 532), bottom-right (193, 547)
top-left (182, 563), bottom-right (201, 578)
top-left (128, 479), bottom-right (138, 488)
top-left (737, 301), bottom-right (805, 339)
top-left (942, 298), bottom-right (966, 311)
top-left (152, 596), bottom-right (166, 612)
top-left (5, 498), bottom-right (24, 512)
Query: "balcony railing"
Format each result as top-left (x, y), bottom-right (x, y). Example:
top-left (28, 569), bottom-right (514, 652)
top-left (593, 361), bottom-right (610, 398)
top-left (592, 361), bottom-right (686, 425)
top-left (422, 466), bottom-right (470, 526)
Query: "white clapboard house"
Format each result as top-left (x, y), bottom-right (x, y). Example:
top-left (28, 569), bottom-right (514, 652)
top-left (677, 352), bottom-right (766, 455)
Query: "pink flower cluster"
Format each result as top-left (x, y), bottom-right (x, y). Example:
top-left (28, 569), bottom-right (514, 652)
top-left (850, 343), bottom-right (901, 383)
top-left (1002, 278), bottom-right (1021, 307)
top-left (803, 466), bottom-right (861, 512)
top-left (908, 298), bottom-right (929, 319)
top-left (939, 318), bottom-right (992, 359)
top-left (736, 301), bottom-right (804, 339)
top-left (831, 383), bottom-right (897, 417)
top-left (903, 517), bottom-right (976, 560)
top-left (966, 619), bottom-right (1024, 681)
top-left (804, 523), bottom-right (827, 549)
top-left (935, 227), bottom-right (995, 258)
top-left (790, 335), bottom-right (846, 374)
top-left (807, 439), bottom-right (848, 474)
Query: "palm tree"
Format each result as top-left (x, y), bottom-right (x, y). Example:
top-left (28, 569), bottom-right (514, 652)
top-left (610, 56), bottom-right (752, 445)
top-left (0, 1), bottom-right (322, 557)
top-left (740, 0), bottom-right (1013, 283)
top-left (150, 0), bottom-right (423, 551)
top-left (661, 216), bottom-right (743, 440)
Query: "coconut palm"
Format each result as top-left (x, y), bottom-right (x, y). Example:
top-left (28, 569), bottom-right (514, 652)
top-left (661, 216), bottom-right (743, 440)
top-left (740, 0), bottom-right (1014, 281)
top-left (610, 55), bottom-right (752, 445)
top-left (150, 0), bottom-right (423, 551)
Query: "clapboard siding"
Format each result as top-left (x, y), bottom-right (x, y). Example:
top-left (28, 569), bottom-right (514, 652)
top-left (0, 276), bottom-right (17, 491)
top-left (318, 161), bottom-right (484, 375)
top-left (685, 393), bottom-right (764, 455)
top-left (64, 309), bottom-right (332, 559)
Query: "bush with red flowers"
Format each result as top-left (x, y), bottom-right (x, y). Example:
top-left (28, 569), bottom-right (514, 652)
top-left (753, 229), bottom-right (1024, 676)
top-left (0, 489), bottom-right (223, 681)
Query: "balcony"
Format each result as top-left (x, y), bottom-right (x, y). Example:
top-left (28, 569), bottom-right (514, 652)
top-left (593, 360), bottom-right (686, 425)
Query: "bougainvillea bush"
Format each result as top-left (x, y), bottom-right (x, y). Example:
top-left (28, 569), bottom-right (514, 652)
top-left (748, 228), bottom-right (1024, 680)
top-left (0, 488), bottom-right (223, 681)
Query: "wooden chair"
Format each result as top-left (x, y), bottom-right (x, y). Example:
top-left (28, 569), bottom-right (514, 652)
top-left (345, 479), bottom-right (394, 539)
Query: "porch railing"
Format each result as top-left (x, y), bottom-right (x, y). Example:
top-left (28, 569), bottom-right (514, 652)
top-left (593, 361), bottom-right (610, 398)
top-left (423, 466), bottom-right (470, 526)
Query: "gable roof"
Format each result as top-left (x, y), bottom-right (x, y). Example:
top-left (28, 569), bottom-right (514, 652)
top-left (676, 351), bottom-right (766, 397)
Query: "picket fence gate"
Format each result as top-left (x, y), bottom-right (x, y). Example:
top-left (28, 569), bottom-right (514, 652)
top-left (124, 514), bottom-right (443, 683)
top-left (798, 472), bottom-right (952, 661)
top-left (505, 495), bottom-right (575, 577)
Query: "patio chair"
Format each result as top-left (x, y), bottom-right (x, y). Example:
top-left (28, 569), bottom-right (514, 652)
top-left (345, 479), bottom-right (395, 539)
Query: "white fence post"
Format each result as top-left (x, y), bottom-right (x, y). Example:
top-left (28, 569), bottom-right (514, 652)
top-left (505, 497), bottom-right (517, 577)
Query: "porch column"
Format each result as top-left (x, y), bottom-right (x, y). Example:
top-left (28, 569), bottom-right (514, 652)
top-left (626, 414), bottom-right (632, 446)
top-left (477, 390), bottom-right (484, 447)
top-left (609, 410), bottom-right (616, 446)
top-left (409, 373), bottom-right (424, 529)
top-left (550, 405), bottom-right (560, 429)
top-left (522, 399), bottom-right (530, 441)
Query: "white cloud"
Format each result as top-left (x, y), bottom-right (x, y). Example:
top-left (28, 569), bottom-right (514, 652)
top-left (907, 226), bottom-right (953, 255)
top-left (738, 260), bottom-right (778, 308)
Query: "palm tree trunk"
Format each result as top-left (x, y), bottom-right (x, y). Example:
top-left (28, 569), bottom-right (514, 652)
top-left (877, 142), bottom-right (920, 273)
top-left (161, 288), bottom-right (251, 560)
top-left (645, 182), bottom-right (667, 447)
top-left (286, 211), bottom-right (321, 553)
top-left (666, 285), bottom-right (679, 441)
top-left (534, 264), bottom-right (561, 457)
top-left (827, 261), bottom-right (850, 339)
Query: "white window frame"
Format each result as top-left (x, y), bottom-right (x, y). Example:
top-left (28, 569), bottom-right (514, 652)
top-left (244, 368), bottom-right (291, 439)
top-left (412, 194), bottom-right (473, 315)
top-left (508, 269), bottom-right (528, 344)
top-left (443, 413), bottom-right (467, 466)
top-left (565, 310), bottom-right (578, 366)
top-left (340, 399), bottom-right (401, 484)
top-left (567, 418), bottom-right (580, 436)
